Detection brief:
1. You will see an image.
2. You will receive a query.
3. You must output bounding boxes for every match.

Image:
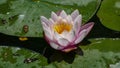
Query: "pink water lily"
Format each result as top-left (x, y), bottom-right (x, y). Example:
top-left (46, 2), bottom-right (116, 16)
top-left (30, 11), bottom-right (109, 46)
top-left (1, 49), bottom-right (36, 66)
top-left (40, 10), bottom-right (94, 52)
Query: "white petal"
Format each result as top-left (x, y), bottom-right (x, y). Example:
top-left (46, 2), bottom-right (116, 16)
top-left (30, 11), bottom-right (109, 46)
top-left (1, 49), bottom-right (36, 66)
top-left (50, 42), bottom-right (60, 50)
top-left (58, 38), bottom-right (69, 47)
top-left (74, 15), bottom-right (82, 25)
top-left (73, 15), bottom-right (82, 34)
top-left (71, 10), bottom-right (79, 21)
top-left (49, 18), bottom-right (54, 24)
top-left (60, 30), bottom-right (75, 42)
top-left (51, 12), bottom-right (58, 21)
top-left (54, 32), bottom-right (69, 46)
top-left (66, 15), bottom-right (73, 23)
top-left (53, 32), bottom-right (62, 40)
top-left (59, 10), bottom-right (67, 19)
top-left (41, 19), bottom-right (53, 40)
top-left (44, 28), bottom-right (53, 40)
top-left (74, 15), bottom-right (82, 24)
top-left (41, 22), bottom-right (49, 30)
top-left (74, 29), bottom-right (87, 44)
top-left (40, 16), bottom-right (49, 26)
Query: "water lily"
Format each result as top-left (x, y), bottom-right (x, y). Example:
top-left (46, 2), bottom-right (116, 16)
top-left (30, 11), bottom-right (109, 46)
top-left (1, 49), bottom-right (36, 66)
top-left (40, 10), bottom-right (94, 52)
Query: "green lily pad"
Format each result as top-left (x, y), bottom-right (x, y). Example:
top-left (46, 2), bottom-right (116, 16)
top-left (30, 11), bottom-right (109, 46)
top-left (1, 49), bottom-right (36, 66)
top-left (0, 46), bottom-right (48, 68)
top-left (97, 0), bottom-right (120, 31)
top-left (0, 0), bottom-right (101, 37)
top-left (0, 0), bottom-right (7, 5)
top-left (81, 38), bottom-right (120, 52)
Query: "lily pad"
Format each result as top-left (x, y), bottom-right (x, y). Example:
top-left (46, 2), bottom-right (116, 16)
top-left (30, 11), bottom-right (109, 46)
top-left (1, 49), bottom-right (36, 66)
top-left (0, 46), bottom-right (47, 68)
top-left (0, 0), bottom-right (101, 37)
top-left (97, 0), bottom-right (120, 31)
top-left (81, 38), bottom-right (120, 52)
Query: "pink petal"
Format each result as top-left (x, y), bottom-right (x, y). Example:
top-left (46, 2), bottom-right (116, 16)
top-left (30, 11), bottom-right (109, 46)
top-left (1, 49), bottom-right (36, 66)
top-left (41, 22), bottom-right (49, 30)
top-left (41, 22), bottom-right (53, 36)
top-left (74, 29), bottom-right (87, 44)
top-left (59, 10), bottom-right (67, 19)
top-left (62, 46), bottom-right (77, 52)
top-left (51, 12), bottom-right (58, 22)
top-left (66, 15), bottom-right (73, 23)
top-left (44, 28), bottom-right (53, 41)
top-left (80, 22), bottom-right (94, 35)
top-left (40, 16), bottom-right (49, 26)
top-left (71, 9), bottom-right (79, 21)
top-left (73, 15), bottom-right (82, 34)
top-left (74, 22), bottom-right (94, 44)
top-left (49, 18), bottom-right (54, 25)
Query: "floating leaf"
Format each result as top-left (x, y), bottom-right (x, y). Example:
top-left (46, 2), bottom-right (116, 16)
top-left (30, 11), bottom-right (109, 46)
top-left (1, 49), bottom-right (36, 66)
top-left (0, 0), bottom-right (101, 37)
top-left (97, 0), bottom-right (120, 31)
top-left (0, 46), bottom-right (48, 68)
top-left (81, 38), bottom-right (120, 52)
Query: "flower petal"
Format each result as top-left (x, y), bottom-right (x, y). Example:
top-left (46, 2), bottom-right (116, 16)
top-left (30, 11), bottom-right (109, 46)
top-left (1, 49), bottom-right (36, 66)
top-left (53, 32), bottom-right (69, 46)
top-left (80, 22), bottom-right (94, 35)
top-left (49, 18), bottom-right (54, 25)
top-left (50, 42), bottom-right (60, 50)
top-left (51, 12), bottom-right (58, 22)
top-left (44, 28), bottom-right (53, 40)
top-left (59, 10), bottom-right (67, 19)
top-left (41, 21), bottom-right (48, 29)
top-left (62, 46), bottom-right (77, 52)
top-left (71, 9), bottom-right (79, 21)
top-left (66, 15), bottom-right (73, 23)
top-left (60, 30), bottom-right (75, 42)
top-left (73, 15), bottom-right (82, 34)
top-left (58, 38), bottom-right (69, 47)
top-left (54, 32), bottom-right (62, 40)
top-left (74, 15), bottom-right (82, 25)
top-left (74, 29), bottom-right (87, 44)
top-left (40, 16), bottom-right (49, 26)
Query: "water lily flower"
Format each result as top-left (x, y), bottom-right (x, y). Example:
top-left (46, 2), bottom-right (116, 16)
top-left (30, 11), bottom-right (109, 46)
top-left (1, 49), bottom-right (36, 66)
top-left (40, 10), bottom-right (94, 52)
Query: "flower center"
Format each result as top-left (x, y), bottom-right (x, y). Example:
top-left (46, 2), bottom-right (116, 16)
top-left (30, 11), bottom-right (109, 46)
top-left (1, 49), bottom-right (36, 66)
top-left (53, 20), bottom-right (72, 34)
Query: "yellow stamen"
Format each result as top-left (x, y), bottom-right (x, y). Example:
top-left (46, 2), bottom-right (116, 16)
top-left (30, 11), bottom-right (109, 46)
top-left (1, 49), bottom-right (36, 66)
top-left (53, 22), bottom-right (72, 34)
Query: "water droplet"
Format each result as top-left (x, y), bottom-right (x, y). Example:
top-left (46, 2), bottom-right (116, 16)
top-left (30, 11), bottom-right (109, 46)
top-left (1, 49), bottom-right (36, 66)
top-left (19, 14), bottom-right (25, 19)
top-left (6, 12), bottom-right (10, 14)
